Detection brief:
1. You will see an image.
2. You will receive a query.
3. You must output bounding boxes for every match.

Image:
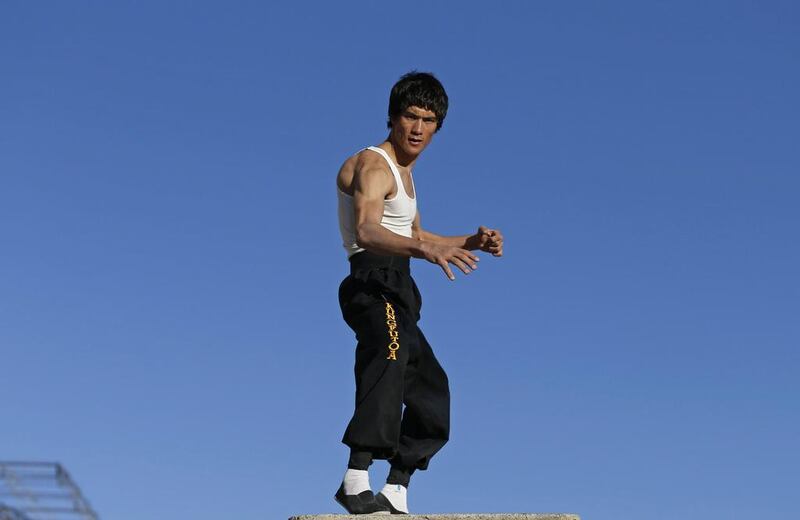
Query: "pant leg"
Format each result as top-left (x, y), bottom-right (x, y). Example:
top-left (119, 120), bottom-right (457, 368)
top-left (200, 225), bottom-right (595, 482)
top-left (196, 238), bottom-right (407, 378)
top-left (388, 326), bottom-right (451, 480)
top-left (339, 271), bottom-right (419, 460)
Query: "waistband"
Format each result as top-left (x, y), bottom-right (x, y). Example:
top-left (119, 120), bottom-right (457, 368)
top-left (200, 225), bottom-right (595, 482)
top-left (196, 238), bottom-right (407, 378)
top-left (348, 251), bottom-right (410, 275)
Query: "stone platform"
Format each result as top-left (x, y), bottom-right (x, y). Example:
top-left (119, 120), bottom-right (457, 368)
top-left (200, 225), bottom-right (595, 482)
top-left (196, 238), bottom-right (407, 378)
top-left (290, 515), bottom-right (580, 520)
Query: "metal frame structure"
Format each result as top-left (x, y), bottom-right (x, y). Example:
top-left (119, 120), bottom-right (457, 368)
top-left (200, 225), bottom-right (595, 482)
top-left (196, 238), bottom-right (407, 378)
top-left (0, 462), bottom-right (98, 520)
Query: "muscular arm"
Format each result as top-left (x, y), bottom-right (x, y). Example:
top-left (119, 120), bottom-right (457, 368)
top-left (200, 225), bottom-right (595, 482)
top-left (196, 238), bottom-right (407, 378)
top-left (413, 212), bottom-right (481, 250)
top-left (353, 162), bottom-right (480, 280)
top-left (353, 165), bottom-right (428, 257)
top-left (413, 212), bottom-right (504, 255)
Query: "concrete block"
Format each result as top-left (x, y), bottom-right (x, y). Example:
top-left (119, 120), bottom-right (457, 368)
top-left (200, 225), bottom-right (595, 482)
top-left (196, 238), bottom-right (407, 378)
top-left (290, 515), bottom-right (580, 520)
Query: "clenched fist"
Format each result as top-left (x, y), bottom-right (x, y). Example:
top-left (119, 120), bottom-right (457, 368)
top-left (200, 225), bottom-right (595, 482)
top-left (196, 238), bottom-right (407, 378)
top-left (475, 225), bottom-right (503, 257)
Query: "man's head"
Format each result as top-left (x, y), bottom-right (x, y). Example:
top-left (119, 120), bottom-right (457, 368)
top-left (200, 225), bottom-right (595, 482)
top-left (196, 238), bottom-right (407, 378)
top-left (387, 71), bottom-right (449, 132)
top-left (387, 71), bottom-right (449, 160)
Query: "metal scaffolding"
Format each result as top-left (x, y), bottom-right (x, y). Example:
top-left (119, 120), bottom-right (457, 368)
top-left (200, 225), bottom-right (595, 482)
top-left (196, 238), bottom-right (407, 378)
top-left (0, 462), bottom-right (98, 520)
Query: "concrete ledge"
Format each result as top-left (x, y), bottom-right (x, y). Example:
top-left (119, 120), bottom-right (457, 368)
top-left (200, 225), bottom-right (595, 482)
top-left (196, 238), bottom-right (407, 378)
top-left (290, 515), bottom-right (580, 520)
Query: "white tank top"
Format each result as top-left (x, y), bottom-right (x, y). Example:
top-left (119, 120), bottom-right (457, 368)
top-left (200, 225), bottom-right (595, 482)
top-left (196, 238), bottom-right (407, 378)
top-left (337, 146), bottom-right (418, 258)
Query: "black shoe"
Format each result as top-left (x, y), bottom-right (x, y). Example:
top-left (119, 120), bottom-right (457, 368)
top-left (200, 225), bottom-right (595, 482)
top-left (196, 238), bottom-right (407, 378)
top-left (334, 483), bottom-right (390, 515)
top-left (375, 492), bottom-right (408, 514)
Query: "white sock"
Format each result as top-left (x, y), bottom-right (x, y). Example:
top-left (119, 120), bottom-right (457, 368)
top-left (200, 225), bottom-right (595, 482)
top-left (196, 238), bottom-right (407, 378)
top-left (380, 483), bottom-right (408, 514)
top-left (343, 468), bottom-right (371, 495)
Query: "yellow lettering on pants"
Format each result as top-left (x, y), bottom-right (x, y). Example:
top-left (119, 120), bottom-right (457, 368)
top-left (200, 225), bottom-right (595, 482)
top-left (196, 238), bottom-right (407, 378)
top-left (385, 302), bottom-right (400, 361)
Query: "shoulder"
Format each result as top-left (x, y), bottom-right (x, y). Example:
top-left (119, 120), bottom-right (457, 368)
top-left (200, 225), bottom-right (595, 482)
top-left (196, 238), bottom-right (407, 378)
top-left (339, 148), bottom-right (388, 173)
top-left (337, 152), bottom-right (359, 177)
top-left (354, 149), bottom-right (393, 184)
top-left (337, 148), bottom-right (393, 195)
top-left (356, 147), bottom-right (390, 171)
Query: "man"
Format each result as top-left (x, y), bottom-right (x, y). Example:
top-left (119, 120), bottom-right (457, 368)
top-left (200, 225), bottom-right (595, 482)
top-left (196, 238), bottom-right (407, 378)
top-left (334, 71), bottom-right (504, 514)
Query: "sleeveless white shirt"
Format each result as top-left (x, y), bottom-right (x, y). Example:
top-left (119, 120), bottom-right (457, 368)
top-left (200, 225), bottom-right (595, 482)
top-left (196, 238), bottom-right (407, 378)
top-left (337, 146), bottom-right (417, 258)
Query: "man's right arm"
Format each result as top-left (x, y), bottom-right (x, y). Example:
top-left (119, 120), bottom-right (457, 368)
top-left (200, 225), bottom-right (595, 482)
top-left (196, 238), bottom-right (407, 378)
top-left (353, 164), bottom-right (479, 280)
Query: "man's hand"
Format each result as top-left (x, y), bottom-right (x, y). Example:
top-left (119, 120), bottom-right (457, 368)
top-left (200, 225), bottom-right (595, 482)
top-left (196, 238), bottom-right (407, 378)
top-left (421, 242), bottom-right (480, 281)
top-left (475, 225), bottom-right (504, 257)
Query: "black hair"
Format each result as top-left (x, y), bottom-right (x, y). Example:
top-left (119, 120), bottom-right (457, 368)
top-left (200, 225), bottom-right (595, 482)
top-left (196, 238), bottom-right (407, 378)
top-left (387, 71), bottom-right (449, 132)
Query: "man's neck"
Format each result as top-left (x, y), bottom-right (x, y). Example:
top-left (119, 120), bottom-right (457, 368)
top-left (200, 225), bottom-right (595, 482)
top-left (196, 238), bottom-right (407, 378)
top-left (382, 137), bottom-right (419, 169)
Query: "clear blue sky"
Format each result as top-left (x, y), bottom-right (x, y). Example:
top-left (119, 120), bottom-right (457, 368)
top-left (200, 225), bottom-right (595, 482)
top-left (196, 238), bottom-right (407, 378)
top-left (2, 2), bottom-right (798, 519)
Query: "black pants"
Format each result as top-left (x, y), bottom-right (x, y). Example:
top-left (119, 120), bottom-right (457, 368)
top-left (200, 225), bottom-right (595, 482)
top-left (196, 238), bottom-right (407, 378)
top-left (338, 251), bottom-right (450, 486)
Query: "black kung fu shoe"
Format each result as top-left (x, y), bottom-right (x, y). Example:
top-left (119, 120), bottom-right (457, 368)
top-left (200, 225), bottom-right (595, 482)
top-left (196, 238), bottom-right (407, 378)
top-left (334, 484), bottom-right (391, 515)
top-left (375, 492), bottom-right (408, 514)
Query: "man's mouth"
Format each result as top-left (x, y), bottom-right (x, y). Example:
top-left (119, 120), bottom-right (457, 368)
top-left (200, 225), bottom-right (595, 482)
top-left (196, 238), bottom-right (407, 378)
top-left (409, 137), bottom-right (423, 145)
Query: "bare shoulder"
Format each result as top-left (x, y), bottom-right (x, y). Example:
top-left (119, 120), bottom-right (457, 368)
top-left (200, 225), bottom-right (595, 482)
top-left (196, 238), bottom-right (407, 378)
top-left (337, 148), bottom-right (392, 196)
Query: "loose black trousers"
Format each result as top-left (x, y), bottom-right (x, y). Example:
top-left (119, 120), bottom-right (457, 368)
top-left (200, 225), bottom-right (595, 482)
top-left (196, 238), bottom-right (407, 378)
top-left (338, 251), bottom-right (450, 475)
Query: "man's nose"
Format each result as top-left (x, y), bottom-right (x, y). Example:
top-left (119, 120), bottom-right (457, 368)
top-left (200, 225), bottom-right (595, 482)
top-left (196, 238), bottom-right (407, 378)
top-left (411, 119), bottom-right (424, 134)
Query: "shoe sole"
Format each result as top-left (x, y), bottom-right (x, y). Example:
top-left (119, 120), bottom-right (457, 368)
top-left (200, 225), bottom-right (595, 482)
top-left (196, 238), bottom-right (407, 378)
top-left (375, 492), bottom-right (409, 515)
top-left (334, 494), bottom-right (391, 515)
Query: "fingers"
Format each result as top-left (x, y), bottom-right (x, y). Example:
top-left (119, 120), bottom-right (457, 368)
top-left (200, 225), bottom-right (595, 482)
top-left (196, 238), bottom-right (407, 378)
top-left (489, 237), bottom-right (503, 255)
top-left (439, 249), bottom-right (479, 280)
top-left (483, 229), bottom-right (502, 243)
top-left (451, 256), bottom-right (472, 275)
top-left (483, 228), bottom-right (503, 256)
top-left (488, 234), bottom-right (503, 256)
top-left (438, 260), bottom-right (455, 281)
top-left (461, 250), bottom-right (480, 268)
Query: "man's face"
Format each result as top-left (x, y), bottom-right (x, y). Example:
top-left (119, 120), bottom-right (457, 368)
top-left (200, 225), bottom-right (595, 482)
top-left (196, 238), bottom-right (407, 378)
top-left (390, 105), bottom-right (438, 158)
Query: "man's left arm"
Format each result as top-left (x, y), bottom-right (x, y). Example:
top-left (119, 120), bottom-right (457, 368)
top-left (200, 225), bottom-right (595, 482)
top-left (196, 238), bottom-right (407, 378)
top-left (412, 211), bottom-right (504, 257)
